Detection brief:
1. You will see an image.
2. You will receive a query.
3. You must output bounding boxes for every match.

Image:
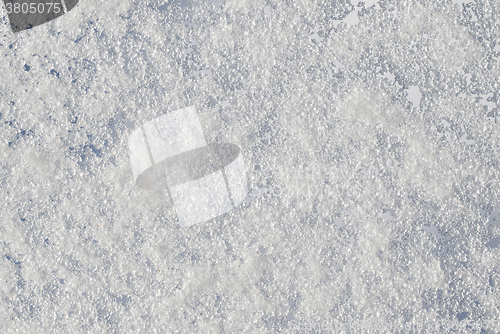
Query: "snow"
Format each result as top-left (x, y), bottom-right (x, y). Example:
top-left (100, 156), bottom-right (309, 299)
top-left (1, 0), bottom-right (500, 332)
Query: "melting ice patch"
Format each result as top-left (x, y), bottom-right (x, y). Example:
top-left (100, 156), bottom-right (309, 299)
top-left (405, 85), bottom-right (422, 108)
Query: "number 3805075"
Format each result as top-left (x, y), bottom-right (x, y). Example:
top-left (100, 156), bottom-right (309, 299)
top-left (5, 2), bottom-right (61, 14)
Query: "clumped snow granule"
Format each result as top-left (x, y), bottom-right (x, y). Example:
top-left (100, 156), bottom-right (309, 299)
top-left (1, 0), bottom-right (500, 332)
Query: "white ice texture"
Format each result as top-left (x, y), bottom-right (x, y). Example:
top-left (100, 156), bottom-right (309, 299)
top-left (1, 0), bottom-right (500, 333)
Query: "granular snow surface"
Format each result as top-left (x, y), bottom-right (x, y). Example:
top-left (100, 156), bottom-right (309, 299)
top-left (1, 0), bottom-right (500, 332)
